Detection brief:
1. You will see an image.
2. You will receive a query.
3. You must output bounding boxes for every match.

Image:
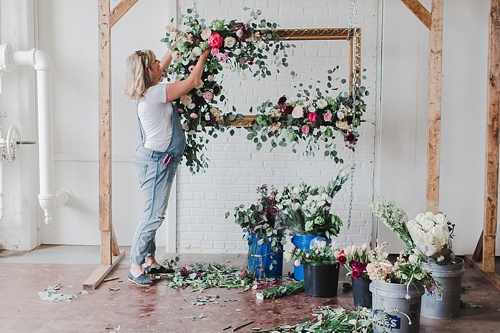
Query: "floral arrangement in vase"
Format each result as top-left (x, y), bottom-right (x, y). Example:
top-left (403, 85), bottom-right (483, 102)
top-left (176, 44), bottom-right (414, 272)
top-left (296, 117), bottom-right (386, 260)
top-left (289, 238), bottom-right (341, 266)
top-left (246, 67), bottom-right (369, 163)
top-left (161, 7), bottom-right (292, 173)
top-left (275, 165), bottom-right (352, 238)
top-left (226, 184), bottom-right (286, 274)
top-left (338, 243), bottom-right (371, 280)
top-left (365, 243), bottom-right (437, 299)
top-left (406, 211), bottom-right (455, 263)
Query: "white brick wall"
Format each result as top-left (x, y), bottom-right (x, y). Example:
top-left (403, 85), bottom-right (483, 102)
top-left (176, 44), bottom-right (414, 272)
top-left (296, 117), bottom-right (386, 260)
top-left (174, 0), bottom-right (378, 253)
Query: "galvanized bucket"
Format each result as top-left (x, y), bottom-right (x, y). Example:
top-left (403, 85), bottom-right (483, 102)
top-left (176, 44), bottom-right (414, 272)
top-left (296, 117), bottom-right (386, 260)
top-left (420, 257), bottom-right (465, 319)
top-left (370, 280), bottom-right (424, 333)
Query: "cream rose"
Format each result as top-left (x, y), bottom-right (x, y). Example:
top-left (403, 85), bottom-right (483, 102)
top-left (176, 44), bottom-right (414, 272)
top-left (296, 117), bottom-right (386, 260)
top-left (224, 36), bottom-right (236, 48)
top-left (180, 94), bottom-right (192, 105)
top-left (292, 105), bottom-right (304, 118)
top-left (201, 28), bottom-right (212, 40)
top-left (317, 99), bottom-right (328, 109)
top-left (191, 46), bottom-right (202, 57)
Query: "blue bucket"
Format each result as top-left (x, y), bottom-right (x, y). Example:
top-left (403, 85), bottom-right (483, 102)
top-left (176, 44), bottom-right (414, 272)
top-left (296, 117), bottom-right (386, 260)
top-left (291, 234), bottom-right (318, 281)
top-left (247, 233), bottom-right (283, 278)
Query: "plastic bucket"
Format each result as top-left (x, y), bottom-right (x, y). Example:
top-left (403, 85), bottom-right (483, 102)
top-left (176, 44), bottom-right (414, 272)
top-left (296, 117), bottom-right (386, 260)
top-left (370, 281), bottom-right (424, 333)
top-left (352, 277), bottom-right (372, 308)
top-left (303, 263), bottom-right (339, 297)
top-left (420, 257), bottom-right (465, 319)
top-left (247, 233), bottom-right (283, 278)
top-left (291, 234), bottom-right (319, 281)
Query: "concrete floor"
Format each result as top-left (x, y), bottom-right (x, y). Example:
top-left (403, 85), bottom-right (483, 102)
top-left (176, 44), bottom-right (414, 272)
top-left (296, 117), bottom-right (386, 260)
top-left (0, 245), bottom-right (499, 333)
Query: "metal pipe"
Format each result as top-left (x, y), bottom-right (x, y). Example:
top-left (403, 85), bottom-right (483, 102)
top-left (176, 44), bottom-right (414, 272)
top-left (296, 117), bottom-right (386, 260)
top-left (0, 44), bottom-right (71, 224)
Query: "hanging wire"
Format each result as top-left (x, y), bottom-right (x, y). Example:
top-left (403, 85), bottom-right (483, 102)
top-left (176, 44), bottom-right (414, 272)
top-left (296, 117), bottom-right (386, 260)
top-left (192, 0), bottom-right (197, 12)
top-left (346, 149), bottom-right (356, 229)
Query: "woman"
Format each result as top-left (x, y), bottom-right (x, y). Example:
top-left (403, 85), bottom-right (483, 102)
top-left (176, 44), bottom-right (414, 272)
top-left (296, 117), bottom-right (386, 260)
top-left (124, 48), bottom-right (210, 286)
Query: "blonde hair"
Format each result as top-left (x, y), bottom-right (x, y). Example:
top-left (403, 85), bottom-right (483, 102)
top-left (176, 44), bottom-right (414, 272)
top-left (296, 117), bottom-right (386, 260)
top-left (123, 50), bottom-right (159, 100)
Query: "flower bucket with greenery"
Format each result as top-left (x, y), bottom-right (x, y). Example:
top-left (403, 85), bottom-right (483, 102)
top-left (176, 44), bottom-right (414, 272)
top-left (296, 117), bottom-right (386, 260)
top-left (339, 243), bottom-right (372, 308)
top-left (226, 185), bottom-right (285, 279)
top-left (289, 237), bottom-right (341, 296)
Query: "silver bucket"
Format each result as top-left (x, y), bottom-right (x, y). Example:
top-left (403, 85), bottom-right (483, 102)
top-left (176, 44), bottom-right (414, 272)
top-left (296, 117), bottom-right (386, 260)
top-left (370, 280), bottom-right (425, 333)
top-left (420, 257), bottom-right (465, 319)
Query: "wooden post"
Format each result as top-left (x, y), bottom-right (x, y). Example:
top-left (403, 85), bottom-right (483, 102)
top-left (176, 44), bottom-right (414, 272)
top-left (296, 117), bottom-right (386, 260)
top-left (483, 0), bottom-right (500, 273)
top-left (426, 0), bottom-right (443, 214)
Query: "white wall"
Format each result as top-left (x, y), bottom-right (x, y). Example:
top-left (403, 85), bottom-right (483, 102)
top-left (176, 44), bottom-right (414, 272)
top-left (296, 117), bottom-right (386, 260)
top-left (0, 0), bottom-right (496, 257)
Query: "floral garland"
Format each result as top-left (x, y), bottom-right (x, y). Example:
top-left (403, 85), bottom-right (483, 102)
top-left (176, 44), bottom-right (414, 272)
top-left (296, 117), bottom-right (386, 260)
top-left (161, 8), bottom-right (292, 173)
top-left (246, 68), bottom-right (369, 163)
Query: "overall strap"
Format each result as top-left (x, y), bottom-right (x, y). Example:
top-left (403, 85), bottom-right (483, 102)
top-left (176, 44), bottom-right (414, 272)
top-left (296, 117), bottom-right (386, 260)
top-left (135, 100), bottom-right (145, 144)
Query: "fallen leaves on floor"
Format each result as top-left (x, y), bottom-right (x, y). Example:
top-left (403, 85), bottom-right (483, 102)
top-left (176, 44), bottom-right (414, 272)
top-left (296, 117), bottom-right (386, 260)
top-left (38, 284), bottom-right (88, 302)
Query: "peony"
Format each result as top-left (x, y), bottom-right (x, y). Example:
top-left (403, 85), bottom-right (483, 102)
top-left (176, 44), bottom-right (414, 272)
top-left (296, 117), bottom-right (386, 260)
top-left (208, 32), bottom-right (223, 48)
top-left (292, 105), bottom-right (304, 118)
top-left (307, 112), bottom-right (318, 123)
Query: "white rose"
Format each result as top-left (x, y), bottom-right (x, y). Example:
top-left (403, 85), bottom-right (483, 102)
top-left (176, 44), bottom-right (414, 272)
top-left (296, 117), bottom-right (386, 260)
top-left (430, 225), bottom-right (445, 239)
top-left (191, 47), bottom-right (202, 57)
top-left (420, 218), bottom-right (435, 231)
top-left (434, 213), bottom-right (446, 225)
top-left (415, 213), bottom-right (427, 224)
top-left (292, 105), bottom-right (304, 118)
top-left (207, 75), bottom-right (215, 82)
top-left (408, 254), bottom-right (418, 263)
top-left (336, 111), bottom-right (344, 119)
top-left (187, 103), bottom-right (195, 109)
top-left (201, 28), bottom-right (212, 40)
top-left (425, 211), bottom-right (435, 220)
top-left (233, 48), bottom-right (242, 56)
top-left (423, 232), bottom-right (435, 244)
top-left (224, 36), bottom-right (236, 48)
top-left (317, 99), bottom-right (328, 109)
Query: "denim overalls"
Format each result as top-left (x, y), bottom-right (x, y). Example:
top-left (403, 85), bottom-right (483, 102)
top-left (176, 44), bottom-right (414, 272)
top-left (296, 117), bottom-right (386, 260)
top-left (130, 102), bottom-right (186, 266)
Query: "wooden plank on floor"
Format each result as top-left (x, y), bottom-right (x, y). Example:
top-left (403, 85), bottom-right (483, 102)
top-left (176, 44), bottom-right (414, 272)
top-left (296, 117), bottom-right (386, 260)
top-left (464, 255), bottom-right (500, 291)
top-left (83, 250), bottom-right (126, 290)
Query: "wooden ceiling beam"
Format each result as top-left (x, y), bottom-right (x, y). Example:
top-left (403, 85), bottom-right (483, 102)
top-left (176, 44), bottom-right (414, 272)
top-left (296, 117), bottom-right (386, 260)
top-left (400, 0), bottom-right (432, 30)
top-left (110, 0), bottom-right (138, 28)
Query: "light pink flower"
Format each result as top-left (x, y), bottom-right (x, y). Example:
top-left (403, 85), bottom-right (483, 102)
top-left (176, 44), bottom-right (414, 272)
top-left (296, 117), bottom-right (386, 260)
top-left (301, 125), bottom-right (310, 134)
top-left (216, 52), bottom-right (228, 63)
top-left (294, 260), bottom-right (302, 267)
top-left (211, 48), bottom-right (220, 56)
top-left (323, 112), bottom-right (332, 122)
top-left (188, 65), bottom-right (195, 73)
top-left (203, 91), bottom-right (213, 101)
top-left (190, 113), bottom-right (198, 119)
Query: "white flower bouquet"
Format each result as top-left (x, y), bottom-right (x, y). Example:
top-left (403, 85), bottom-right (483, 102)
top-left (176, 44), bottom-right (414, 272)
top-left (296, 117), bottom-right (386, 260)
top-left (406, 211), bottom-right (455, 263)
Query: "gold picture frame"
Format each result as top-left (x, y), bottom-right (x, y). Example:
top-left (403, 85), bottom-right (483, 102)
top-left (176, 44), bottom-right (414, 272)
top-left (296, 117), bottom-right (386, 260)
top-left (230, 28), bottom-right (361, 127)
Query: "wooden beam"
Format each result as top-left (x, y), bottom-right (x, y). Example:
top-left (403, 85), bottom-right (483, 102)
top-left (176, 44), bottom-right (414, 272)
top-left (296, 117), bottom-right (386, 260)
top-left (110, 0), bottom-right (138, 28)
top-left (99, 0), bottom-right (113, 266)
top-left (83, 251), bottom-right (126, 290)
top-left (473, 231), bottom-right (484, 262)
top-left (483, 0), bottom-right (500, 273)
top-left (400, 0), bottom-right (432, 30)
top-left (426, 0), bottom-right (443, 214)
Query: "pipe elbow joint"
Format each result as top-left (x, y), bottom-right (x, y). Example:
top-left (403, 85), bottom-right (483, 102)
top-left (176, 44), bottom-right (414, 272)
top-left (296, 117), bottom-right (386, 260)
top-left (38, 194), bottom-right (58, 225)
top-left (32, 49), bottom-right (54, 71)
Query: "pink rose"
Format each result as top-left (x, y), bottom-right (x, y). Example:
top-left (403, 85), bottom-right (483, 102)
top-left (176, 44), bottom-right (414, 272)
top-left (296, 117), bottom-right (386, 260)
top-left (190, 113), bottom-right (198, 119)
top-left (323, 112), bottom-right (332, 122)
top-left (208, 32), bottom-right (223, 48)
top-left (203, 91), bottom-right (213, 101)
top-left (307, 112), bottom-right (318, 123)
top-left (211, 48), bottom-right (220, 56)
top-left (216, 52), bottom-right (228, 63)
top-left (188, 65), bottom-right (195, 73)
top-left (301, 125), bottom-right (310, 134)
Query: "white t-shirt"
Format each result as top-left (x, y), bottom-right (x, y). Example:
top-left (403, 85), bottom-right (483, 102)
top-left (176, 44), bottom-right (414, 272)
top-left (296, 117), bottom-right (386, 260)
top-left (138, 83), bottom-right (173, 152)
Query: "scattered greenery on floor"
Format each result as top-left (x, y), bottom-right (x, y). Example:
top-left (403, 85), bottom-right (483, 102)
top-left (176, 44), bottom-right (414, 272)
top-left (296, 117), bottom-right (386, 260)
top-left (257, 280), bottom-right (305, 299)
top-left (38, 284), bottom-right (88, 302)
top-left (253, 306), bottom-right (387, 333)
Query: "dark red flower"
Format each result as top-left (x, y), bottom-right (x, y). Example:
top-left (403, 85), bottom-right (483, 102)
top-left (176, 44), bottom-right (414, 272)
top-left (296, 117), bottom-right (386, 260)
top-left (349, 259), bottom-right (360, 269)
top-left (352, 269), bottom-right (361, 279)
top-left (337, 255), bottom-right (346, 265)
top-left (285, 105), bottom-right (294, 115)
top-left (278, 96), bottom-right (287, 105)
